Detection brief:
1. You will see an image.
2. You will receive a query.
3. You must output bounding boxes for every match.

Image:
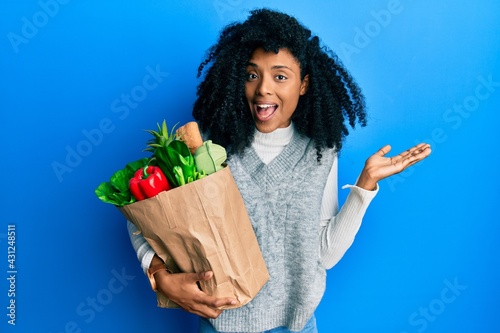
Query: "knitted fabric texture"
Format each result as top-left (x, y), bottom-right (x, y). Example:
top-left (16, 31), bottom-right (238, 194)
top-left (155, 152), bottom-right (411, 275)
top-left (209, 131), bottom-right (335, 332)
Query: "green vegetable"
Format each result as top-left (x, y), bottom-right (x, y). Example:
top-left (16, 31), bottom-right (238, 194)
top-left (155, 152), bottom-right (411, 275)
top-left (145, 120), bottom-right (178, 185)
top-left (194, 140), bottom-right (227, 175)
top-left (95, 158), bottom-right (149, 206)
top-left (146, 120), bottom-right (205, 187)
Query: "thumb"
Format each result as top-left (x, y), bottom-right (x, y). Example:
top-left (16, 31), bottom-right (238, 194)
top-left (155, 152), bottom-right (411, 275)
top-left (195, 271), bottom-right (213, 282)
top-left (375, 144), bottom-right (392, 157)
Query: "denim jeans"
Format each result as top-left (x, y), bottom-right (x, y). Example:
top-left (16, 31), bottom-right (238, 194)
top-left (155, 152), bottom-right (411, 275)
top-left (198, 315), bottom-right (318, 333)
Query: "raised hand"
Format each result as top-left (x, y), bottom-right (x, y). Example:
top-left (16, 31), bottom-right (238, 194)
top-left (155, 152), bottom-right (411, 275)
top-left (356, 143), bottom-right (432, 190)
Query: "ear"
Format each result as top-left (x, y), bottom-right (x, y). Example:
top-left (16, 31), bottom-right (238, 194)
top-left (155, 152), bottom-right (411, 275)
top-left (300, 74), bottom-right (309, 95)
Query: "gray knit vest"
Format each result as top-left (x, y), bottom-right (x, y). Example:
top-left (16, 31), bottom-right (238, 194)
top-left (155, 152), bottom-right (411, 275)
top-left (209, 131), bottom-right (335, 332)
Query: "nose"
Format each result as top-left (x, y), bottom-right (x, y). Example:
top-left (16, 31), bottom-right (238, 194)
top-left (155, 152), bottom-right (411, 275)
top-left (256, 75), bottom-right (272, 96)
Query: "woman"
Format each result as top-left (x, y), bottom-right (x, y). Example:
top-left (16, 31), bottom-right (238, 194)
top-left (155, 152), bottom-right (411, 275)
top-left (128, 8), bottom-right (431, 333)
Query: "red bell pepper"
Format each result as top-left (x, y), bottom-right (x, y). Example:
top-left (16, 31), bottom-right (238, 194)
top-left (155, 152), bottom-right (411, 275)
top-left (129, 166), bottom-right (171, 201)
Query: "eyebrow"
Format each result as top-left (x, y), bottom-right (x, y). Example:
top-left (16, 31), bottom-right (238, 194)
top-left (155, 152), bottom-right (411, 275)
top-left (247, 62), bottom-right (292, 70)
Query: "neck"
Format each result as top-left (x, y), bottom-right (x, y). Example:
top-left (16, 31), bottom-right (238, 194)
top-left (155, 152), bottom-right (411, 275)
top-left (252, 123), bottom-right (295, 164)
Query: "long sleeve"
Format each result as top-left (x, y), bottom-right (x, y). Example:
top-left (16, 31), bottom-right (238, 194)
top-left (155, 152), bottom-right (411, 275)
top-left (126, 122), bottom-right (377, 274)
top-left (127, 221), bottom-right (155, 274)
top-left (319, 159), bottom-right (378, 269)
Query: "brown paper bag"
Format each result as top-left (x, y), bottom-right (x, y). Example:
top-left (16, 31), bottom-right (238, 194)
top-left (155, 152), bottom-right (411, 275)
top-left (118, 166), bottom-right (269, 309)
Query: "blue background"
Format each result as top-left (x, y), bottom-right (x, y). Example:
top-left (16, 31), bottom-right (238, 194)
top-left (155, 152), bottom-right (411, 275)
top-left (2, 0), bottom-right (499, 332)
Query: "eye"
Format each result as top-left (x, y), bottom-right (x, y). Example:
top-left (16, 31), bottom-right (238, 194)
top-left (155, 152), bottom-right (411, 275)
top-left (275, 74), bottom-right (287, 81)
top-left (246, 73), bottom-right (258, 81)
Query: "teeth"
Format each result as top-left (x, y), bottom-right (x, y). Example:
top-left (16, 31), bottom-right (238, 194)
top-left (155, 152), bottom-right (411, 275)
top-left (257, 104), bottom-right (276, 108)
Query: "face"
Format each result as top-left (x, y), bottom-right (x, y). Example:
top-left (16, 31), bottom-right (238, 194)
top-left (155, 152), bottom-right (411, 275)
top-left (245, 47), bottom-right (309, 133)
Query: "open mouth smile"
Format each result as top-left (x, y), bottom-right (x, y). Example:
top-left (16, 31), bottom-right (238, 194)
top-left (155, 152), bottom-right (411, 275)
top-left (255, 104), bottom-right (278, 121)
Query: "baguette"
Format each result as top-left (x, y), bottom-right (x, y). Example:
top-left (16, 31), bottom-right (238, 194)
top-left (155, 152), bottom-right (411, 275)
top-left (176, 122), bottom-right (203, 155)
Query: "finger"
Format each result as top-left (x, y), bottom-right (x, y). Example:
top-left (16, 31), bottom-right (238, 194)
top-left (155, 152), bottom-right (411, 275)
top-left (399, 143), bottom-right (427, 156)
top-left (394, 143), bottom-right (431, 162)
top-left (192, 271), bottom-right (239, 308)
top-left (406, 144), bottom-right (431, 159)
top-left (408, 143), bottom-right (430, 154)
top-left (188, 304), bottom-right (224, 319)
top-left (197, 291), bottom-right (239, 309)
top-left (199, 271), bottom-right (213, 281)
top-left (415, 142), bottom-right (430, 149)
top-left (179, 292), bottom-right (231, 319)
top-left (375, 144), bottom-right (392, 157)
top-left (189, 271), bottom-right (213, 283)
top-left (409, 143), bottom-right (431, 155)
top-left (411, 145), bottom-right (432, 162)
top-left (212, 297), bottom-right (239, 309)
top-left (400, 145), bottom-right (432, 168)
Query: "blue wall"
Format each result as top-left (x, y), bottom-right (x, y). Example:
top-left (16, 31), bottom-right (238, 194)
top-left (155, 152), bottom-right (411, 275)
top-left (2, 1), bottom-right (499, 332)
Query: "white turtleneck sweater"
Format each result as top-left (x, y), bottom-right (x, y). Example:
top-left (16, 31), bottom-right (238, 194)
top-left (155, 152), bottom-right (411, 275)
top-left (127, 123), bottom-right (377, 273)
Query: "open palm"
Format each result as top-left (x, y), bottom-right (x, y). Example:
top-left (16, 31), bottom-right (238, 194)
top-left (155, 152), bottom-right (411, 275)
top-left (357, 143), bottom-right (432, 190)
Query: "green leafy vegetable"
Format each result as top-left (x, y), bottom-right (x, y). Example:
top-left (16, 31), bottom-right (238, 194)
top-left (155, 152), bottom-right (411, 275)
top-left (95, 158), bottom-right (149, 206)
top-left (194, 140), bottom-right (227, 175)
top-left (146, 120), bottom-right (205, 187)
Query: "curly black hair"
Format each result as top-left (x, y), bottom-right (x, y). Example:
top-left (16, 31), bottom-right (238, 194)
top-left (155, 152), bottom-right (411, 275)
top-left (193, 8), bottom-right (367, 160)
